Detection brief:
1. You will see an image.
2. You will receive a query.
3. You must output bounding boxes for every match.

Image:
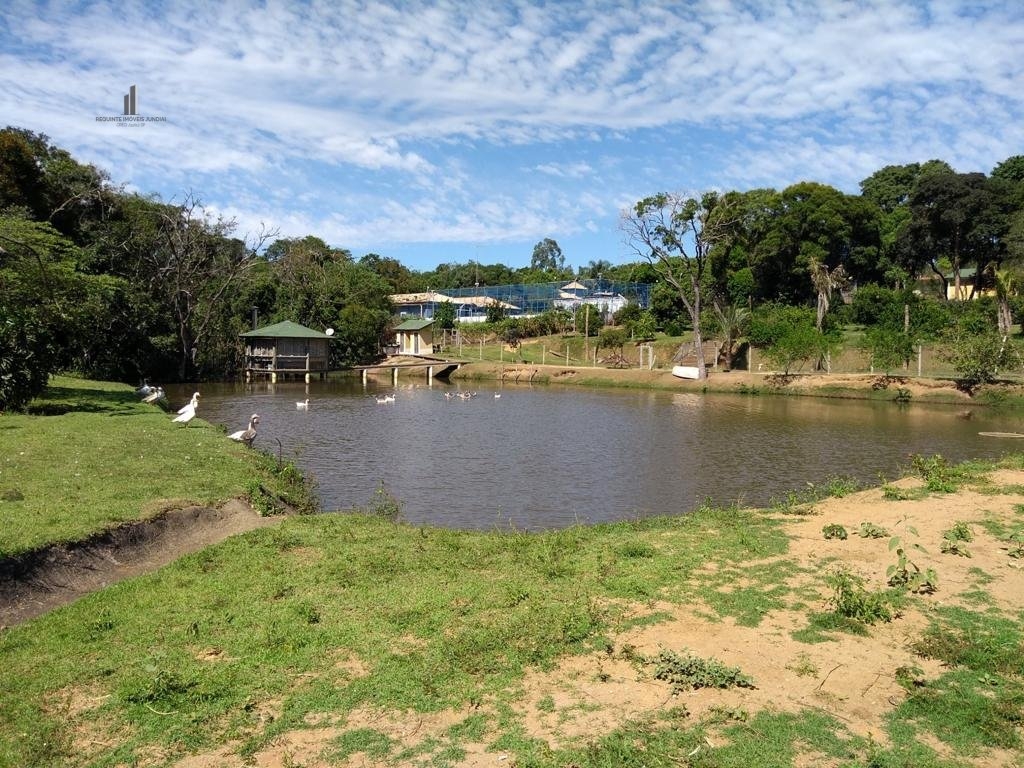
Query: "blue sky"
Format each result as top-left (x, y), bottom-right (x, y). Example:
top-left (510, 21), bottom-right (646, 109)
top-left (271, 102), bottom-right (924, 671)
top-left (2, 0), bottom-right (1022, 273)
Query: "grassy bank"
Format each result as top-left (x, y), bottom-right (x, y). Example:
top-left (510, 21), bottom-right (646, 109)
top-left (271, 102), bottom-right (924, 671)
top-left (0, 376), bottom-right (314, 559)
top-left (2, 380), bottom-right (1024, 768)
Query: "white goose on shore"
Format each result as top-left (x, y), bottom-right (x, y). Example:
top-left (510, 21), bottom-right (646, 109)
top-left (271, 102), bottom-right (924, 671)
top-left (228, 414), bottom-right (259, 446)
top-left (172, 392), bottom-right (200, 425)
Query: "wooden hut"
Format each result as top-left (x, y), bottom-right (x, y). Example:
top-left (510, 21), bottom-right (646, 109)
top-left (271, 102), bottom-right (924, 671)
top-left (241, 320), bottom-right (331, 382)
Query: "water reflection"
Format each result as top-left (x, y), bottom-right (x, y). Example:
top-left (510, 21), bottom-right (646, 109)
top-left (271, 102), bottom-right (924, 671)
top-left (167, 379), bottom-right (1024, 530)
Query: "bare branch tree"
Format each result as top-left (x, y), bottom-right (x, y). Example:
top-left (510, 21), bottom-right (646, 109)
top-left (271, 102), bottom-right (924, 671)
top-left (145, 193), bottom-right (277, 379)
top-left (621, 192), bottom-right (735, 378)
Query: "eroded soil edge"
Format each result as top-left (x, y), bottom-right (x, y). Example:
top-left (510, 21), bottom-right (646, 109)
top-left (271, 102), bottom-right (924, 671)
top-left (0, 500), bottom-right (276, 627)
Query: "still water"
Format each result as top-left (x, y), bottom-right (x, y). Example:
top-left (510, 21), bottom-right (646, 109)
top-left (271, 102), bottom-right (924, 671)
top-left (167, 379), bottom-right (1024, 530)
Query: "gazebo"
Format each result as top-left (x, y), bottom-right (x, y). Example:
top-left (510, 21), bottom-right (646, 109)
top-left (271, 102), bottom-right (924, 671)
top-left (240, 320), bottom-right (331, 382)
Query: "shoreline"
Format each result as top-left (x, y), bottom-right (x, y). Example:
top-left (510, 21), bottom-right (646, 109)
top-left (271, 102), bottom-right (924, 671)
top-left (448, 361), bottom-right (1024, 406)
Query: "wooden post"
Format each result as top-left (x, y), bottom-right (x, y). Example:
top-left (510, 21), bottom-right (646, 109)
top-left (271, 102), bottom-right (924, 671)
top-left (392, 367), bottom-right (398, 386)
top-left (428, 365), bottom-right (433, 384)
top-left (362, 368), bottom-right (367, 387)
top-left (584, 305), bottom-right (589, 361)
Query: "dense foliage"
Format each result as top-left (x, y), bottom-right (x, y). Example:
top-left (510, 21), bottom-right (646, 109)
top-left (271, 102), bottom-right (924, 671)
top-left (2, 123), bottom-right (1023, 407)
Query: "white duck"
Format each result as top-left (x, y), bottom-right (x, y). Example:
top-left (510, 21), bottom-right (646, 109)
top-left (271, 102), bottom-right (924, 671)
top-left (296, 398), bottom-right (309, 410)
top-left (228, 414), bottom-right (259, 447)
top-left (172, 392), bottom-right (200, 425)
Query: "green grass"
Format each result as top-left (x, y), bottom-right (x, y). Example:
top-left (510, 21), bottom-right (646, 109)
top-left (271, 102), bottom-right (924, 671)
top-left (0, 376), bottom-right (314, 557)
top-left (3, 381), bottom-right (1024, 768)
top-left (0, 500), bottom-right (789, 766)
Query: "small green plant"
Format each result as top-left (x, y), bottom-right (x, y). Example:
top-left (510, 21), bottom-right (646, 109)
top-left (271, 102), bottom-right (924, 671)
top-left (369, 481), bottom-right (404, 522)
top-left (940, 538), bottom-right (972, 557)
top-left (945, 521), bottom-right (974, 542)
top-left (824, 476), bottom-right (859, 498)
top-left (911, 453), bottom-right (958, 493)
top-left (645, 649), bottom-right (755, 693)
top-left (822, 523), bottom-right (848, 540)
top-left (894, 664), bottom-right (926, 690)
top-left (858, 522), bottom-right (889, 539)
top-left (940, 521), bottom-right (973, 557)
top-left (786, 653), bottom-right (819, 678)
top-left (887, 533), bottom-right (938, 594)
top-left (1003, 530), bottom-right (1024, 559)
top-left (894, 387), bottom-right (912, 403)
top-left (246, 480), bottom-right (281, 516)
top-left (825, 569), bottom-right (896, 624)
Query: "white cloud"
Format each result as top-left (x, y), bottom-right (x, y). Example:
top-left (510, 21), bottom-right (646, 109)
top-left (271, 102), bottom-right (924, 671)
top-left (1, 0), bottom-right (1022, 266)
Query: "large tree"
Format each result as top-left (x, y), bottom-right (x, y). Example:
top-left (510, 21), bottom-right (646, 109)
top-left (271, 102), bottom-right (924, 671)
top-left (622, 192), bottom-right (734, 378)
top-left (145, 195), bottom-right (274, 379)
top-left (530, 238), bottom-right (565, 273)
top-left (901, 170), bottom-right (1004, 300)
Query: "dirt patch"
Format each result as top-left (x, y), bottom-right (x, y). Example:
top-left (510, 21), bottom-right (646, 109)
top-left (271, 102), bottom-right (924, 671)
top-left (0, 500), bottom-right (277, 627)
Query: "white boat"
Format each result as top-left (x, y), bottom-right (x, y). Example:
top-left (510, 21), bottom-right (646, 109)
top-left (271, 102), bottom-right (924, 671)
top-left (672, 365), bottom-right (702, 380)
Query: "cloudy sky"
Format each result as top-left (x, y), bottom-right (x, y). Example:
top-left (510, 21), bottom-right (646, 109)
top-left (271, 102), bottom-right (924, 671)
top-left (2, 0), bottom-right (1022, 271)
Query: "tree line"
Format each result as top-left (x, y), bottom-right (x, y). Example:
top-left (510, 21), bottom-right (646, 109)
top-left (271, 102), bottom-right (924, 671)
top-left (2, 124), bottom-right (1022, 408)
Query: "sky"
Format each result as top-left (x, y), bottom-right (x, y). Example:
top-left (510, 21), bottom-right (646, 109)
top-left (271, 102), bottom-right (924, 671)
top-left (1, 1), bottom-right (1022, 273)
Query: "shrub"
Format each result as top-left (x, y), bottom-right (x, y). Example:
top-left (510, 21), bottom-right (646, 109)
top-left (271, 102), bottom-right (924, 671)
top-left (822, 524), bottom-right (848, 540)
top-left (826, 569), bottom-right (897, 624)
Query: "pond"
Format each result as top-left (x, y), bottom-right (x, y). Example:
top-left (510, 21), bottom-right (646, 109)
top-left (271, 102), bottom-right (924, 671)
top-left (166, 379), bottom-right (1024, 530)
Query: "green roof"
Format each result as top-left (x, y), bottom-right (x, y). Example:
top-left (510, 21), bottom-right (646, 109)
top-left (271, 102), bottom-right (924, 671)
top-left (240, 320), bottom-right (330, 339)
top-left (393, 318), bottom-right (434, 331)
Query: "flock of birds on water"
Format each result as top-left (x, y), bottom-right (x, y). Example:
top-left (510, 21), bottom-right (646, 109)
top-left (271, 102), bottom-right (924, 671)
top-left (134, 381), bottom-right (502, 449)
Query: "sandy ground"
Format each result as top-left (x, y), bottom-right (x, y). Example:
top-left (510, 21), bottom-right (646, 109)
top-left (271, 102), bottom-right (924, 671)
top-left (154, 471), bottom-right (1024, 768)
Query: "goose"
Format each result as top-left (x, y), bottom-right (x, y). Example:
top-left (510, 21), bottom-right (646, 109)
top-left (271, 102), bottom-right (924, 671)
top-left (172, 392), bottom-right (200, 425)
top-left (443, 392), bottom-right (455, 400)
top-left (374, 394), bottom-right (396, 404)
top-left (494, 393), bottom-right (501, 399)
top-left (135, 381), bottom-right (153, 397)
top-left (142, 386), bottom-right (166, 403)
top-left (177, 392), bottom-right (200, 414)
top-left (228, 414), bottom-right (259, 447)
top-left (296, 398), bottom-right (309, 410)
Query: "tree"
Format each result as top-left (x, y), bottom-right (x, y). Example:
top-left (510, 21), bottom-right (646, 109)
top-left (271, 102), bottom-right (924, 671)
top-left (433, 300), bottom-right (456, 330)
top-left (622, 192), bottom-right (734, 378)
top-left (750, 182), bottom-right (882, 301)
top-left (146, 194), bottom-right (275, 380)
top-left (531, 238), bottom-right (565, 273)
top-left (582, 258), bottom-right (613, 280)
top-left (902, 170), bottom-right (1002, 300)
top-left (988, 264), bottom-right (1018, 337)
top-left (942, 325), bottom-right (1016, 391)
top-left (709, 302), bottom-right (749, 371)
top-left (485, 298), bottom-right (507, 323)
top-left (809, 258), bottom-right (848, 332)
top-left (0, 215), bottom-right (121, 407)
top-left (749, 303), bottom-right (835, 375)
